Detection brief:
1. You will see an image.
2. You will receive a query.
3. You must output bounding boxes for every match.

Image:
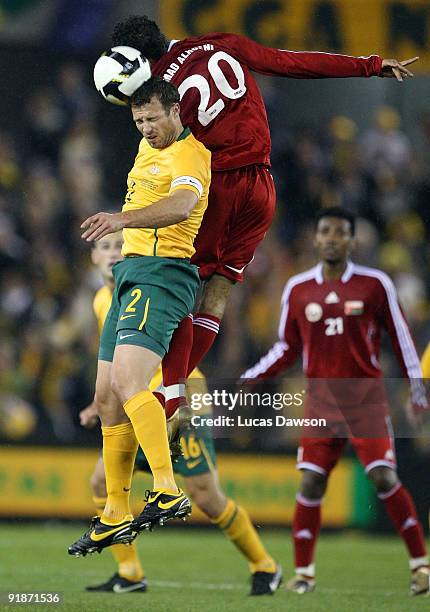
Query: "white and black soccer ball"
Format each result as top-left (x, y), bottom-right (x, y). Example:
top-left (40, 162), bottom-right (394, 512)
top-left (93, 46), bottom-right (152, 106)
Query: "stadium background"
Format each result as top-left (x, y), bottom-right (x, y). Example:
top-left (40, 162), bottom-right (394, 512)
top-left (0, 0), bottom-right (429, 537)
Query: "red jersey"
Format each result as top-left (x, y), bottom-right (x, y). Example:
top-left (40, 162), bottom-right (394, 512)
top-left (152, 34), bottom-right (382, 171)
top-left (242, 261), bottom-right (423, 382)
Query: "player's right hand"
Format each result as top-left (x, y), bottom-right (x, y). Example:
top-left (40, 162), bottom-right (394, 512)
top-left (380, 57), bottom-right (418, 81)
top-left (79, 402), bottom-right (99, 429)
top-left (81, 212), bottom-right (125, 242)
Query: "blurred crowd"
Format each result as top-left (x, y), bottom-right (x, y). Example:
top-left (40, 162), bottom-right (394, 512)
top-left (1, 61), bottom-right (430, 445)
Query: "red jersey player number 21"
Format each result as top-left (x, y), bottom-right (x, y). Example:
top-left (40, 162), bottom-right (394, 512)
top-left (242, 207), bottom-right (429, 597)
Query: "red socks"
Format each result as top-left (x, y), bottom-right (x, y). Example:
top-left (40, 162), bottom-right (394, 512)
top-left (187, 312), bottom-right (220, 375)
top-left (161, 312), bottom-right (221, 420)
top-left (162, 315), bottom-right (193, 419)
top-left (378, 483), bottom-right (428, 568)
top-left (292, 494), bottom-right (322, 576)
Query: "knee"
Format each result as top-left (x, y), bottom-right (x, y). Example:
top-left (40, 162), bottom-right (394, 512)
top-left (94, 382), bottom-right (118, 416)
top-left (94, 386), bottom-right (110, 412)
top-left (367, 466), bottom-right (398, 493)
top-left (110, 374), bottom-right (126, 405)
top-left (93, 387), bottom-right (126, 426)
top-left (110, 369), bottom-right (150, 406)
top-left (110, 373), bottom-right (135, 405)
top-left (300, 470), bottom-right (328, 500)
top-left (90, 470), bottom-right (107, 498)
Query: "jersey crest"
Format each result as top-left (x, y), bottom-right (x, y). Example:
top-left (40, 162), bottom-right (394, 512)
top-left (149, 164), bottom-right (161, 175)
top-left (305, 302), bottom-right (323, 323)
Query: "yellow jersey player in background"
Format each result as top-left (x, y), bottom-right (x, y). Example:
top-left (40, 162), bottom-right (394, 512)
top-left (80, 232), bottom-right (281, 595)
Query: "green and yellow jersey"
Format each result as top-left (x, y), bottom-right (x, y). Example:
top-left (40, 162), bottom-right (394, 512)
top-left (93, 285), bottom-right (205, 391)
top-left (421, 342), bottom-right (430, 379)
top-left (122, 128), bottom-right (211, 259)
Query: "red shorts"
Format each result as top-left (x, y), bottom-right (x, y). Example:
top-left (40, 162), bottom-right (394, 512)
top-left (191, 165), bottom-right (276, 282)
top-left (297, 416), bottom-right (396, 475)
top-left (302, 379), bottom-right (390, 438)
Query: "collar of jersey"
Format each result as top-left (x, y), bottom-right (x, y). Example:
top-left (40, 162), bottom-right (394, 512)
top-left (168, 40), bottom-right (179, 52)
top-left (177, 126), bottom-right (191, 141)
top-left (315, 260), bottom-right (354, 285)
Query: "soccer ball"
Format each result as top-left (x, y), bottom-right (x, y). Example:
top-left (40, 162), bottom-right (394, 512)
top-left (93, 46), bottom-right (151, 106)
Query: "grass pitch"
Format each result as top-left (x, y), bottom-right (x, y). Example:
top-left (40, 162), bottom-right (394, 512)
top-left (1, 523), bottom-right (429, 611)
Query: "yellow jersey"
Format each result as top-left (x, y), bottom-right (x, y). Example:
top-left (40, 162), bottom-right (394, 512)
top-left (421, 342), bottom-right (430, 379)
top-left (93, 285), bottom-right (204, 388)
top-left (93, 285), bottom-right (114, 335)
top-left (122, 128), bottom-right (211, 259)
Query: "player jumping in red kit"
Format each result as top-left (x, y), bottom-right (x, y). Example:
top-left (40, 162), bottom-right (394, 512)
top-left (108, 16), bottom-right (417, 418)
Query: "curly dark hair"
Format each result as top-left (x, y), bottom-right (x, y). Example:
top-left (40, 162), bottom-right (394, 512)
top-left (315, 206), bottom-right (356, 236)
top-left (112, 15), bottom-right (169, 61)
top-left (131, 77), bottom-right (180, 114)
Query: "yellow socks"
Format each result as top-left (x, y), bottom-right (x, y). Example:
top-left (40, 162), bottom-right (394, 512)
top-left (124, 390), bottom-right (177, 492)
top-left (101, 422), bottom-right (138, 524)
top-left (212, 499), bottom-right (277, 574)
top-left (92, 495), bottom-right (144, 581)
top-left (111, 543), bottom-right (145, 582)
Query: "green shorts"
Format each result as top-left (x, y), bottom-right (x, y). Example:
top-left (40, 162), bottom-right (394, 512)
top-left (99, 255), bottom-right (200, 361)
top-left (134, 424), bottom-right (216, 477)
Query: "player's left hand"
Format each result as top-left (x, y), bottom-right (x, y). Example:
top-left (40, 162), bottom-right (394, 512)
top-left (79, 402), bottom-right (99, 428)
top-left (81, 212), bottom-right (125, 241)
top-left (381, 57), bottom-right (418, 81)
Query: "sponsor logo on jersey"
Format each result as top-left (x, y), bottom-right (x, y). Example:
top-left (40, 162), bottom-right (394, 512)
top-left (140, 178), bottom-right (158, 191)
top-left (149, 164), bottom-right (160, 175)
top-left (325, 291), bottom-right (340, 304)
top-left (225, 263), bottom-right (248, 274)
top-left (344, 300), bottom-right (364, 315)
top-left (305, 303), bottom-right (323, 322)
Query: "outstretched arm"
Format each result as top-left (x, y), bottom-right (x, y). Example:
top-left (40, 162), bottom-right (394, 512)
top-left (215, 32), bottom-right (418, 80)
